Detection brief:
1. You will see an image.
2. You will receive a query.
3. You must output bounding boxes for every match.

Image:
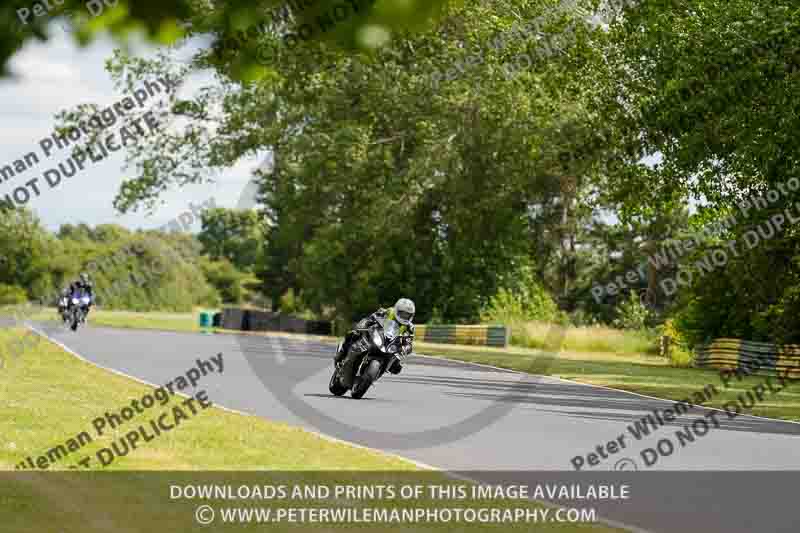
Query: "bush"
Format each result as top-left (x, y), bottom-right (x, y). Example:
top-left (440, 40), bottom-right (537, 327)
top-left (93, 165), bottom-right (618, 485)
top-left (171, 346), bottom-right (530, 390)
top-left (660, 318), bottom-right (695, 367)
top-left (426, 307), bottom-right (445, 325)
top-left (200, 258), bottom-right (249, 304)
top-left (612, 292), bottom-right (651, 330)
top-left (505, 320), bottom-right (659, 354)
top-left (279, 288), bottom-right (316, 319)
top-left (480, 282), bottom-right (559, 325)
top-left (0, 284), bottom-right (27, 305)
top-left (569, 308), bottom-right (601, 327)
top-left (666, 225), bottom-right (800, 346)
top-left (86, 236), bottom-right (220, 312)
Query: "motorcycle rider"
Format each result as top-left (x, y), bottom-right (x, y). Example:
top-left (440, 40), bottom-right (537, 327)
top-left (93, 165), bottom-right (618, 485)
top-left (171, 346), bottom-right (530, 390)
top-left (57, 287), bottom-right (70, 319)
top-left (67, 272), bottom-right (94, 323)
top-left (334, 298), bottom-right (416, 375)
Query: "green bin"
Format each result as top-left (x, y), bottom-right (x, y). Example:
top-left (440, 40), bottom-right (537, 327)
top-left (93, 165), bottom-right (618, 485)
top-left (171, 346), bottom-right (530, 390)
top-left (198, 311), bottom-right (211, 328)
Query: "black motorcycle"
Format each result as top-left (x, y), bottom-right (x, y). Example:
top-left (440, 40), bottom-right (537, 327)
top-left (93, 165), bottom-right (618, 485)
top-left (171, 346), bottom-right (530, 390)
top-left (329, 318), bottom-right (412, 399)
top-left (57, 295), bottom-right (70, 325)
top-left (66, 290), bottom-right (91, 331)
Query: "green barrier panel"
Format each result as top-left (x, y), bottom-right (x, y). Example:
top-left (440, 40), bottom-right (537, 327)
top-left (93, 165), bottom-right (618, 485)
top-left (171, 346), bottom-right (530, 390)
top-left (694, 337), bottom-right (800, 378)
top-left (198, 311), bottom-right (211, 328)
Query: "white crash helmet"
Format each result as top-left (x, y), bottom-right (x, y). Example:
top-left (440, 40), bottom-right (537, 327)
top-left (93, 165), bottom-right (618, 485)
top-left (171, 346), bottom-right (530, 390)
top-left (394, 298), bottom-right (415, 326)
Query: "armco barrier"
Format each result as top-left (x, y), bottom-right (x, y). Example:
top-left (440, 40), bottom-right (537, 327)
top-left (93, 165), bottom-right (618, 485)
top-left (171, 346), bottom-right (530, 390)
top-left (415, 325), bottom-right (509, 348)
top-left (219, 308), bottom-right (332, 336)
top-left (694, 337), bottom-right (800, 378)
top-left (220, 308), bottom-right (501, 345)
top-left (221, 308), bottom-right (244, 330)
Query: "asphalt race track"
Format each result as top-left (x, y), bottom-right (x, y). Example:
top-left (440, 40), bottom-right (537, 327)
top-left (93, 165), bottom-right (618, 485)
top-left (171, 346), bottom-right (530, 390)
top-left (23, 321), bottom-right (800, 533)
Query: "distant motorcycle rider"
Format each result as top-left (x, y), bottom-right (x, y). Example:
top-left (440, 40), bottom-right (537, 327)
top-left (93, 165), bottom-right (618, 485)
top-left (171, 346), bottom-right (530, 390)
top-left (67, 272), bottom-right (94, 322)
top-left (57, 287), bottom-right (70, 318)
top-left (334, 298), bottom-right (416, 375)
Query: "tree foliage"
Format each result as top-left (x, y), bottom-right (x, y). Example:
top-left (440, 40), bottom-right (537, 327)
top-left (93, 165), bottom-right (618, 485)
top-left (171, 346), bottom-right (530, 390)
top-left (595, 0), bottom-right (800, 342)
top-left (198, 208), bottom-right (264, 271)
top-left (10, 0), bottom-right (799, 343)
top-left (1, 0), bottom-right (451, 80)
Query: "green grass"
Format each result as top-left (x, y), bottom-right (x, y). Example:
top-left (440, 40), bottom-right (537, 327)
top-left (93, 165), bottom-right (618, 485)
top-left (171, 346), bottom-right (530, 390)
top-left (0, 328), bottom-right (620, 533)
top-left (416, 342), bottom-right (800, 421)
top-left (84, 309), bottom-right (205, 332)
top-left (1, 305), bottom-right (205, 332)
top-left (0, 327), bottom-right (410, 471)
top-left (504, 320), bottom-right (659, 355)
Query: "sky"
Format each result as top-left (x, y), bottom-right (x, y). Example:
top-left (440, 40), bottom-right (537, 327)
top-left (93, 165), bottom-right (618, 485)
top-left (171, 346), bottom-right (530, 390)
top-left (0, 23), bottom-right (266, 233)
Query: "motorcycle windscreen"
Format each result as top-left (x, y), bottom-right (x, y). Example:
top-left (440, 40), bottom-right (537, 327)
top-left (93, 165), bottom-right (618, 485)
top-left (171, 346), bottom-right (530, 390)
top-left (383, 318), bottom-right (399, 341)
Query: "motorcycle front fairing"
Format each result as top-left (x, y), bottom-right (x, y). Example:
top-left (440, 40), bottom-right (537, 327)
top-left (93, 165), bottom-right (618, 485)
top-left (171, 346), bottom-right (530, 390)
top-left (340, 324), bottom-right (393, 388)
top-left (70, 288), bottom-right (91, 307)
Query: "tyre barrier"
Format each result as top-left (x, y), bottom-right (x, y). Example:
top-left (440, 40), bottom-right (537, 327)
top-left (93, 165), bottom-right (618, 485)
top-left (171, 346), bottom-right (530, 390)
top-left (415, 325), bottom-right (509, 348)
top-left (694, 337), bottom-right (800, 378)
top-left (220, 307), bottom-right (332, 336)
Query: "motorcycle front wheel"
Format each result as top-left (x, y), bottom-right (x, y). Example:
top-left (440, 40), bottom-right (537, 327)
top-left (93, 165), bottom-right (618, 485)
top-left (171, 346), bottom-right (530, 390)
top-left (351, 359), bottom-right (381, 399)
top-left (328, 366), bottom-right (347, 396)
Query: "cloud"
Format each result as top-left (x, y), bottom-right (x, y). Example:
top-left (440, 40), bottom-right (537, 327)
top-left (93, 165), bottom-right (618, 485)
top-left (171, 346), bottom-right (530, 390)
top-left (0, 32), bottom-right (258, 232)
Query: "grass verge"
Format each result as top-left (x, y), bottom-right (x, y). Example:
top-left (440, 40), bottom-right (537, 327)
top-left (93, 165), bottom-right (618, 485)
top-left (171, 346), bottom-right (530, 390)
top-left (417, 342), bottom-right (800, 421)
top-left (0, 327), bottom-right (410, 471)
top-left (1, 306), bottom-right (204, 332)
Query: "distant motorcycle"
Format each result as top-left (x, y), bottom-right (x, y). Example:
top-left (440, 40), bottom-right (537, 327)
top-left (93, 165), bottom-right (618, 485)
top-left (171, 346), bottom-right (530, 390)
top-left (66, 290), bottom-right (91, 331)
top-left (329, 318), bottom-right (412, 399)
top-left (58, 296), bottom-right (70, 325)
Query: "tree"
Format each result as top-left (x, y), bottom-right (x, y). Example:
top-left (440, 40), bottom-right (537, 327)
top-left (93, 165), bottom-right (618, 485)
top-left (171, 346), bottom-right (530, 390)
top-left (593, 0), bottom-right (800, 342)
top-left (58, 0), bottom-right (670, 324)
top-left (0, 209), bottom-right (55, 301)
top-left (199, 256), bottom-right (252, 304)
top-left (198, 208), bottom-right (264, 271)
top-left (1, 0), bottom-right (453, 80)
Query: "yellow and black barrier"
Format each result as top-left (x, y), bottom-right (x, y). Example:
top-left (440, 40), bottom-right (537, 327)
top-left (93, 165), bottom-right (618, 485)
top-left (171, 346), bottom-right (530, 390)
top-left (694, 337), bottom-right (800, 378)
top-left (415, 325), bottom-right (509, 348)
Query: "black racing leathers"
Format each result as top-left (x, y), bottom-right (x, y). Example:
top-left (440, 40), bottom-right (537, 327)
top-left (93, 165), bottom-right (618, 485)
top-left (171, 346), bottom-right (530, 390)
top-left (67, 280), bottom-right (94, 314)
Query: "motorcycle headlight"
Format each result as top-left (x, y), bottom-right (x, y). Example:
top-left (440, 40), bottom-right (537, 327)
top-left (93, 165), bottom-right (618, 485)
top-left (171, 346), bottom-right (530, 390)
top-left (372, 329), bottom-right (383, 348)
